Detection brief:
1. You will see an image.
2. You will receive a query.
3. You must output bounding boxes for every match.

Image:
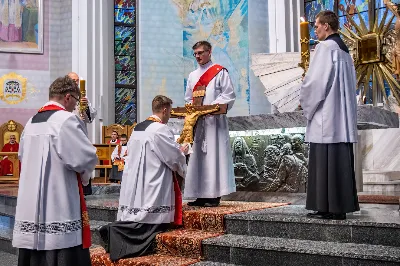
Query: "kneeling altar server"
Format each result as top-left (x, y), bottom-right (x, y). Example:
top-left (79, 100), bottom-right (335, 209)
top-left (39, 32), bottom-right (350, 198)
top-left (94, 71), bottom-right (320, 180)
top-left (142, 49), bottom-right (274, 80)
top-left (100, 95), bottom-right (188, 261)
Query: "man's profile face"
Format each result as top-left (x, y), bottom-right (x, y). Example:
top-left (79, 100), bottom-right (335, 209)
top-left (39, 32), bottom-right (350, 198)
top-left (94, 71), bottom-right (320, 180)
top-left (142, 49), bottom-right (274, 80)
top-left (111, 132), bottom-right (118, 140)
top-left (120, 138), bottom-right (127, 145)
top-left (68, 73), bottom-right (80, 86)
top-left (314, 17), bottom-right (329, 41)
top-left (193, 45), bottom-right (211, 65)
top-left (9, 135), bottom-right (16, 144)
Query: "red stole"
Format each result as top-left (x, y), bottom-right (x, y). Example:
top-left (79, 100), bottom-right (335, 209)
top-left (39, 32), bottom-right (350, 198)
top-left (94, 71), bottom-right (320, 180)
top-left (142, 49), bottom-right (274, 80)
top-left (192, 64), bottom-right (225, 102)
top-left (146, 116), bottom-right (183, 225)
top-left (38, 104), bottom-right (91, 249)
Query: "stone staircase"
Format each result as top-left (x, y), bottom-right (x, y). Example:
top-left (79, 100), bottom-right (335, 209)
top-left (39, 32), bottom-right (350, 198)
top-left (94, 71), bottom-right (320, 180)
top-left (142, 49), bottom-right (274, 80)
top-left (363, 170), bottom-right (400, 193)
top-left (0, 192), bottom-right (400, 265)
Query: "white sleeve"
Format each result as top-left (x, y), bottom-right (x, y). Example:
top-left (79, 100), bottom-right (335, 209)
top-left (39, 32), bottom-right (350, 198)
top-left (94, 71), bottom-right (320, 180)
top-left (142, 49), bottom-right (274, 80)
top-left (57, 115), bottom-right (98, 185)
top-left (211, 69), bottom-right (236, 110)
top-left (300, 42), bottom-right (334, 120)
top-left (111, 145), bottom-right (119, 161)
top-left (184, 73), bottom-right (193, 104)
top-left (152, 126), bottom-right (187, 178)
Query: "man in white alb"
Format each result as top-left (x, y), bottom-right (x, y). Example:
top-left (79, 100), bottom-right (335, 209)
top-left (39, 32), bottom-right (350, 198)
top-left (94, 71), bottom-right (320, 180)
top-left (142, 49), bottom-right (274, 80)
top-left (12, 76), bottom-right (98, 266)
top-left (184, 40), bottom-right (236, 207)
top-left (100, 95), bottom-right (188, 261)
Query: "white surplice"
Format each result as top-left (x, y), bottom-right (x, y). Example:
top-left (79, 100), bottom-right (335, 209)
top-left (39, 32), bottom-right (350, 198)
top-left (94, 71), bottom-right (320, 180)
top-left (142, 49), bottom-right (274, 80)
top-left (111, 145), bottom-right (128, 162)
top-left (300, 36), bottom-right (357, 144)
top-left (12, 101), bottom-right (98, 250)
top-left (183, 61), bottom-right (236, 198)
top-left (117, 118), bottom-right (187, 224)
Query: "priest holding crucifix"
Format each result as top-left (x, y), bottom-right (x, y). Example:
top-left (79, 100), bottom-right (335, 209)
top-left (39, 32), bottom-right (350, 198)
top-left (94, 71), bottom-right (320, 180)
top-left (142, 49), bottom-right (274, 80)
top-left (184, 40), bottom-right (236, 207)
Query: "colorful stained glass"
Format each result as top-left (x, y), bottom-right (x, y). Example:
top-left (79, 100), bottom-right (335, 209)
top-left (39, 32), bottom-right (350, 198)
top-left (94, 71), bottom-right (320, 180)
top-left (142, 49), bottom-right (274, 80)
top-left (377, 7), bottom-right (396, 26)
top-left (115, 0), bottom-right (135, 9)
top-left (115, 26), bottom-right (135, 41)
top-left (339, 11), bottom-right (369, 31)
top-left (115, 71), bottom-right (136, 85)
top-left (115, 56), bottom-right (136, 71)
top-left (115, 41), bottom-right (135, 55)
top-left (115, 8), bottom-right (135, 24)
top-left (115, 87), bottom-right (136, 102)
top-left (305, 0), bottom-right (335, 22)
top-left (115, 99), bottom-right (137, 125)
top-left (338, 0), bottom-right (369, 16)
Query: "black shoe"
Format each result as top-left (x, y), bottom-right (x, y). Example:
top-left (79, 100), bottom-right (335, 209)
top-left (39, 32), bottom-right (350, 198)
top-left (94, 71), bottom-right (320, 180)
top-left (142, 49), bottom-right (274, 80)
top-left (321, 213), bottom-right (346, 220)
top-left (307, 211), bottom-right (328, 218)
top-left (204, 197), bottom-right (221, 207)
top-left (187, 198), bottom-right (206, 207)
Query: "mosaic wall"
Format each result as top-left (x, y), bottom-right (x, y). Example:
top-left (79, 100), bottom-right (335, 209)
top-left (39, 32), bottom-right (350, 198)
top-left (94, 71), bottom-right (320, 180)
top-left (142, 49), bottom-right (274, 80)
top-left (230, 129), bottom-right (308, 193)
top-left (114, 0), bottom-right (137, 125)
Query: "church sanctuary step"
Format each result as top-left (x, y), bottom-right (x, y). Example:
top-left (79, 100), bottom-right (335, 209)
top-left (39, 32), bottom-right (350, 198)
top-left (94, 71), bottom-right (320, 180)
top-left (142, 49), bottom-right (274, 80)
top-left (192, 262), bottom-right (240, 266)
top-left (224, 205), bottom-right (400, 247)
top-left (0, 250), bottom-right (18, 266)
top-left (363, 180), bottom-right (400, 193)
top-left (202, 234), bottom-right (400, 266)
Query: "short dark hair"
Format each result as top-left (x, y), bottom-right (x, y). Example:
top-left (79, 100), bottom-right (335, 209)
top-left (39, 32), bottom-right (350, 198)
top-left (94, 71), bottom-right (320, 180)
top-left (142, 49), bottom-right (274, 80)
top-left (152, 95), bottom-right (173, 113)
top-left (49, 76), bottom-right (80, 99)
top-left (192, 41), bottom-right (212, 51)
top-left (316, 10), bottom-right (339, 31)
top-left (120, 134), bottom-right (127, 138)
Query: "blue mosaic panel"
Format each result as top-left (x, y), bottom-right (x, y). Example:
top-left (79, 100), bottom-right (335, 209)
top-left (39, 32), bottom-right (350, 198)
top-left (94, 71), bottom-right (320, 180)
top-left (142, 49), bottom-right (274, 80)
top-left (115, 88), bottom-right (136, 102)
top-left (115, 41), bottom-right (135, 55)
top-left (339, 11), bottom-right (369, 31)
top-left (375, 0), bottom-right (400, 9)
top-left (115, 0), bottom-right (135, 9)
top-left (338, 0), bottom-right (369, 16)
top-left (377, 7), bottom-right (396, 26)
top-left (115, 56), bottom-right (136, 71)
top-left (115, 8), bottom-right (135, 24)
top-left (115, 71), bottom-right (136, 85)
top-left (115, 26), bottom-right (135, 41)
top-left (115, 98), bottom-right (137, 125)
top-left (305, 0), bottom-right (335, 22)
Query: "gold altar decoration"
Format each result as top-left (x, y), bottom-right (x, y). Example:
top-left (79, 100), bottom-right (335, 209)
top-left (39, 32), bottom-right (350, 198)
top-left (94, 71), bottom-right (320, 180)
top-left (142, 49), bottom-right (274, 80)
top-left (339, 1), bottom-right (400, 106)
top-left (0, 72), bottom-right (27, 105)
top-left (171, 103), bottom-right (220, 144)
top-left (79, 79), bottom-right (87, 116)
top-left (299, 18), bottom-right (310, 74)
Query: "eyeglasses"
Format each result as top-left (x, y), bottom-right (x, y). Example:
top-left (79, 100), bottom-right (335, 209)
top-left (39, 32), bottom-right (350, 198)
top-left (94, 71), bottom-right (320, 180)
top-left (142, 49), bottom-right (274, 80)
top-left (70, 94), bottom-right (80, 102)
top-left (193, 50), bottom-right (209, 57)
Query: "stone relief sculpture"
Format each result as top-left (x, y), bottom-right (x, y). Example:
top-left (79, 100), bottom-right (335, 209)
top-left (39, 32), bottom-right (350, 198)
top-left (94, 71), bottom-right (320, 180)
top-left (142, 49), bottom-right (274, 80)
top-left (232, 137), bottom-right (260, 190)
top-left (231, 133), bottom-right (308, 192)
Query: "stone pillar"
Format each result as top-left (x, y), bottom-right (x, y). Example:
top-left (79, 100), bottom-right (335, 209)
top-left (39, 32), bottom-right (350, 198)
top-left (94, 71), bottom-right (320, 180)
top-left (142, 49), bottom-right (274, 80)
top-left (354, 133), bottom-right (363, 192)
top-left (71, 0), bottom-right (114, 143)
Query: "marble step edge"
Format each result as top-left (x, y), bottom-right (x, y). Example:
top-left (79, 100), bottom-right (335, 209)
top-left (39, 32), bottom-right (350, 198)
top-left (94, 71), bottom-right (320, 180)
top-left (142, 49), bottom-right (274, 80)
top-left (192, 262), bottom-right (241, 266)
top-left (363, 181), bottom-right (400, 185)
top-left (202, 234), bottom-right (400, 263)
top-left (224, 213), bottom-right (400, 229)
top-left (0, 250), bottom-right (18, 266)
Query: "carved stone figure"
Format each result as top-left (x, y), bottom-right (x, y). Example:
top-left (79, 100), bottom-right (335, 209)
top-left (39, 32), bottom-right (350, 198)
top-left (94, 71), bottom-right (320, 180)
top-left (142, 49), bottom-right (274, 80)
top-left (232, 137), bottom-right (260, 190)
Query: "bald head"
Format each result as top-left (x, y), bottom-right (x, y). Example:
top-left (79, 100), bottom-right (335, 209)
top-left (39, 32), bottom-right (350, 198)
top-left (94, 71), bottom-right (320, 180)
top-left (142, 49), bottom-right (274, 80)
top-left (68, 72), bottom-right (79, 85)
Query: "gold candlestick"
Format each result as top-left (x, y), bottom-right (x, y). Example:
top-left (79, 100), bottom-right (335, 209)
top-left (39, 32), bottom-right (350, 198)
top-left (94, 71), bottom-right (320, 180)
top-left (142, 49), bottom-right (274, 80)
top-left (79, 79), bottom-right (87, 114)
top-left (299, 19), bottom-right (310, 74)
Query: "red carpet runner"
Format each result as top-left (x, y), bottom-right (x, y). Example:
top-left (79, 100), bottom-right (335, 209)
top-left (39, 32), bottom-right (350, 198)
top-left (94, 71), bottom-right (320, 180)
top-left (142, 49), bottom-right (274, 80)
top-left (90, 201), bottom-right (288, 265)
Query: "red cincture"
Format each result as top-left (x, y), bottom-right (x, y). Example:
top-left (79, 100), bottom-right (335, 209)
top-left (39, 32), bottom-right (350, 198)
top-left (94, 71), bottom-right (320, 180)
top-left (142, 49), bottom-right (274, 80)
top-left (192, 64), bottom-right (225, 102)
top-left (146, 116), bottom-right (182, 225)
top-left (38, 104), bottom-right (92, 248)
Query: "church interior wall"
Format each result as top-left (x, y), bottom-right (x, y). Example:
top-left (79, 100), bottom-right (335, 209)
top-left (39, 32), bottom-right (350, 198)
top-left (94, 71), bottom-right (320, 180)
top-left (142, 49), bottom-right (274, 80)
top-left (0, 0), bottom-right (73, 127)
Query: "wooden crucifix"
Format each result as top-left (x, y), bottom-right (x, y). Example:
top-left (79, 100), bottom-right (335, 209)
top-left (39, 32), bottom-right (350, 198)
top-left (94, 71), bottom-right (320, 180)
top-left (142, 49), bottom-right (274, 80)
top-left (171, 85), bottom-right (227, 144)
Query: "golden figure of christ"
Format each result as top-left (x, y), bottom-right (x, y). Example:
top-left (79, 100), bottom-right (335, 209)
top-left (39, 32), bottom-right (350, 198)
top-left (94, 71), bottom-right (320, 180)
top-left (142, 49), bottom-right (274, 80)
top-left (171, 103), bottom-right (221, 144)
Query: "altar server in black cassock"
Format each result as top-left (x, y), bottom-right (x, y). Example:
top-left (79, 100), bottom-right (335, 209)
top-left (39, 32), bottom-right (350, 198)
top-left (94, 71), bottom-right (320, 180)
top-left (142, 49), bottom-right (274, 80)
top-left (300, 10), bottom-right (359, 220)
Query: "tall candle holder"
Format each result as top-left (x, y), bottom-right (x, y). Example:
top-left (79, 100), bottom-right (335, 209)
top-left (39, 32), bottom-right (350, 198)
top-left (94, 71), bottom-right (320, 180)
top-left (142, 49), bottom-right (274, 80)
top-left (79, 79), bottom-right (87, 114)
top-left (299, 17), bottom-right (310, 76)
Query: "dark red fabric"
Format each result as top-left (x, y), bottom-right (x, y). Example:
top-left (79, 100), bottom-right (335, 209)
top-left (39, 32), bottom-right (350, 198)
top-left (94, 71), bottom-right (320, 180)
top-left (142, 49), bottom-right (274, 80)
top-left (192, 64), bottom-right (225, 101)
top-left (172, 173), bottom-right (183, 226)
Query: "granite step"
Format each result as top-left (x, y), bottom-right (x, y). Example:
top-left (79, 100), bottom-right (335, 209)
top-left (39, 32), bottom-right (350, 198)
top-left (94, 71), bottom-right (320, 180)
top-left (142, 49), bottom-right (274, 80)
top-left (193, 262), bottom-right (240, 266)
top-left (202, 234), bottom-right (400, 266)
top-left (225, 205), bottom-right (400, 247)
top-left (0, 250), bottom-right (18, 266)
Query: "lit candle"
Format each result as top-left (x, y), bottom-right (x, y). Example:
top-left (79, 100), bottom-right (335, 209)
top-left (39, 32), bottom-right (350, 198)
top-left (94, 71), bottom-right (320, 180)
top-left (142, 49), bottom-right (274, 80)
top-left (300, 17), bottom-right (310, 71)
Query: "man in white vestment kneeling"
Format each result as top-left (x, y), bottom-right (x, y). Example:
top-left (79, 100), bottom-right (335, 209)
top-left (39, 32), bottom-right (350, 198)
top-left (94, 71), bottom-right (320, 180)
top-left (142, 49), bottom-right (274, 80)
top-left (99, 95), bottom-right (188, 261)
top-left (12, 76), bottom-right (98, 266)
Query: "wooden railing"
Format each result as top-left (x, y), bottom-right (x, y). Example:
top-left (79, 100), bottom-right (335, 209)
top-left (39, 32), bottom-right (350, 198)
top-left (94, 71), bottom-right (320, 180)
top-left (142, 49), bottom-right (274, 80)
top-left (0, 152), bottom-right (20, 182)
